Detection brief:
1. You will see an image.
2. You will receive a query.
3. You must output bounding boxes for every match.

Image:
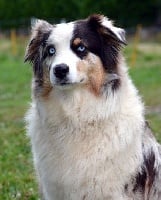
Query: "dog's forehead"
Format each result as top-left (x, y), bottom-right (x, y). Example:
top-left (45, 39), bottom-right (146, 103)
top-left (48, 22), bottom-right (75, 44)
top-left (47, 20), bottom-right (91, 45)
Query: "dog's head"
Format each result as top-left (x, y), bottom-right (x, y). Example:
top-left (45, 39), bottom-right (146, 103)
top-left (25, 14), bottom-right (126, 97)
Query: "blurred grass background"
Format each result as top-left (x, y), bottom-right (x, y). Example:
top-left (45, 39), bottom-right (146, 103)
top-left (0, 35), bottom-right (161, 199)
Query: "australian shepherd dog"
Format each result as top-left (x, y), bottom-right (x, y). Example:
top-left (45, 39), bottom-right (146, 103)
top-left (25, 14), bottom-right (161, 200)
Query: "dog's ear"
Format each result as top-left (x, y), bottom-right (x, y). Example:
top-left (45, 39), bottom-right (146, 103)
top-left (25, 20), bottom-right (53, 79)
top-left (87, 14), bottom-right (126, 90)
top-left (87, 14), bottom-right (126, 75)
top-left (88, 14), bottom-right (126, 45)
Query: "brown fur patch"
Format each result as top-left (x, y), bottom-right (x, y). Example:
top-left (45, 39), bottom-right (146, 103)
top-left (42, 82), bottom-right (53, 98)
top-left (33, 67), bottom-right (53, 99)
top-left (77, 53), bottom-right (106, 96)
top-left (41, 68), bottom-right (53, 98)
top-left (73, 38), bottom-right (82, 46)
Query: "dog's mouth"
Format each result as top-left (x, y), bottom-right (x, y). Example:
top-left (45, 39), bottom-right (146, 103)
top-left (53, 78), bottom-right (85, 90)
top-left (54, 82), bottom-right (78, 90)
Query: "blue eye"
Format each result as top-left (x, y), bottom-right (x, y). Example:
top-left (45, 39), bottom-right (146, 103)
top-left (77, 45), bottom-right (86, 53)
top-left (48, 46), bottom-right (56, 56)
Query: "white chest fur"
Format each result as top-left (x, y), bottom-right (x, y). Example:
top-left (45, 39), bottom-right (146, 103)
top-left (26, 84), bottom-right (144, 200)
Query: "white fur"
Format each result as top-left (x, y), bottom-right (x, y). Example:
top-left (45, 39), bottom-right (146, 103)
top-left (101, 16), bottom-right (125, 42)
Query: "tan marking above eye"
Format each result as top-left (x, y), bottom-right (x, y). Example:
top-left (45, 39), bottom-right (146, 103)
top-left (73, 38), bottom-right (82, 46)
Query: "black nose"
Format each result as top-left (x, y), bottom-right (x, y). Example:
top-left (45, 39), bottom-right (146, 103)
top-left (54, 64), bottom-right (69, 79)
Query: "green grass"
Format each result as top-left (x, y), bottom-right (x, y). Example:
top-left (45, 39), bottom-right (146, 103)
top-left (125, 42), bottom-right (161, 142)
top-left (0, 38), bottom-right (161, 199)
top-left (0, 38), bottom-right (39, 199)
top-left (125, 43), bottom-right (161, 105)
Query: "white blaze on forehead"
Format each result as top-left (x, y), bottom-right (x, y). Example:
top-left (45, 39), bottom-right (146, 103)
top-left (48, 22), bottom-right (81, 85)
top-left (47, 22), bottom-right (76, 66)
top-left (48, 22), bottom-right (74, 45)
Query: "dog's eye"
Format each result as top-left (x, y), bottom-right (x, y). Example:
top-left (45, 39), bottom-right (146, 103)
top-left (76, 45), bottom-right (86, 53)
top-left (72, 43), bottom-right (88, 59)
top-left (48, 46), bottom-right (56, 56)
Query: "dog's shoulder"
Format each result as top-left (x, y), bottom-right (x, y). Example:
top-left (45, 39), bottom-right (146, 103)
top-left (144, 123), bottom-right (161, 199)
top-left (126, 122), bottom-right (161, 199)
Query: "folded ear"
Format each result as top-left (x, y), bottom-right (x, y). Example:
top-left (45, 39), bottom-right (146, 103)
top-left (88, 14), bottom-right (126, 45)
top-left (24, 20), bottom-right (53, 78)
top-left (101, 16), bottom-right (126, 44)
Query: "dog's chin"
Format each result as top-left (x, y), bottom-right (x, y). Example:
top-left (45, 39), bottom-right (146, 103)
top-left (54, 83), bottom-right (76, 90)
top-left (52, 78), bottom-right (86, 90)
top-left (53, 81), bottom-right (82, 90)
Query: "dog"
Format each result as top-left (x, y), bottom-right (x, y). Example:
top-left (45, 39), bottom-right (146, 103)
top-left (25, 14), bottom-right (161, 200)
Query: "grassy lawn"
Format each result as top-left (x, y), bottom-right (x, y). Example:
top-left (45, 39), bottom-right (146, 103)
top-left (0, 38), bottom-right (38, 199)
top-left (125, 42), bottom-right (161, 142)
top-left (0, 37), bottom-right (161, 199)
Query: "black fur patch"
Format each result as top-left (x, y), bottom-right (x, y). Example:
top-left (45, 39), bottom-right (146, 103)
top-left (133, 150), bottom-right (156, 193)
top-left (72, 14), bottom-right (125, 90)
top-left (73, 15), bottom-right (124, 73)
